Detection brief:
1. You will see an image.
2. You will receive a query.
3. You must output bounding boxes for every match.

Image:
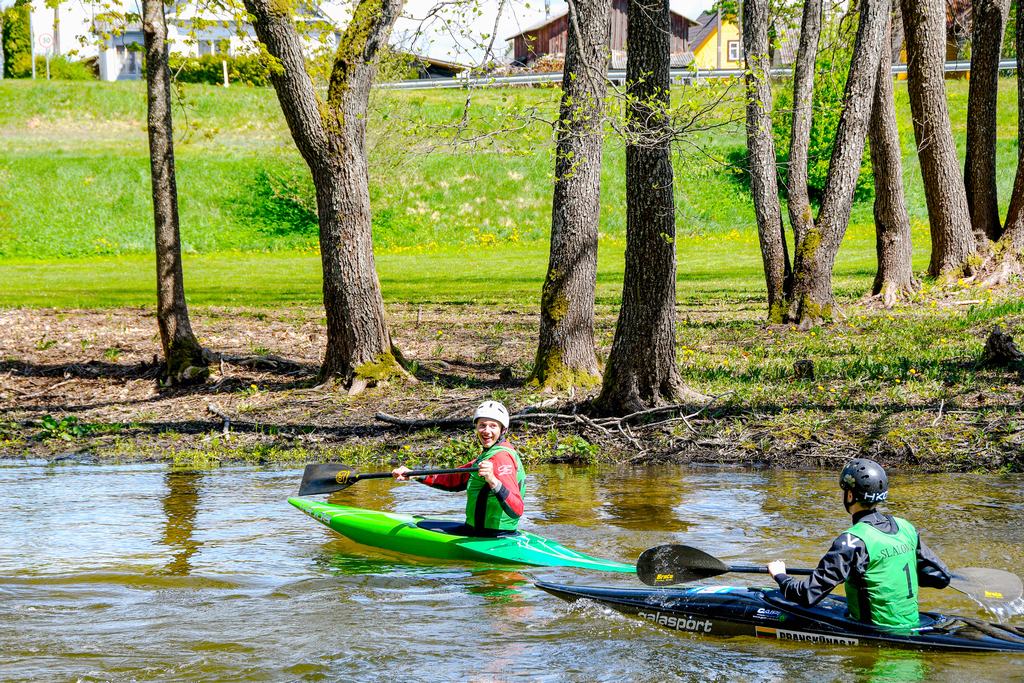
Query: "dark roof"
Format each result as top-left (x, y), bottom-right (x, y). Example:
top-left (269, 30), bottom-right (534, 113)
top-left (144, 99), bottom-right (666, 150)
top-left (688, 10), bottom-right (718, 51)
top-left (508, 6), bottom-right (696, 40)
top-left (405, 52), bottom-right (467, 72)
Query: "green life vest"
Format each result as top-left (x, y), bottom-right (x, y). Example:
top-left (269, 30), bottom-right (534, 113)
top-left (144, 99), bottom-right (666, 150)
top-left (464, 442), bottom-right (525, 531)
top-left (844, 516), bottom-right (920, 631)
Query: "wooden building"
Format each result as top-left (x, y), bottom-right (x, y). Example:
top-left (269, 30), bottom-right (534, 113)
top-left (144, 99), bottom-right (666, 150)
top-left (508, 0), bottom-right (696, 66)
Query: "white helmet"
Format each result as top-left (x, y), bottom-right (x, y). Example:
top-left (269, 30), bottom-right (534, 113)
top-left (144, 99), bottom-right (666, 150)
top-left (473, 400), bottom-right (509, 430)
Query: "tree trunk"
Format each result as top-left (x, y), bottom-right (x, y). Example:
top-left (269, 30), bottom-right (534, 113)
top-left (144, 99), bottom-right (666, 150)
top-left (993, 0), bottom-right (1024, 283)
top-left (142, 0), bottom-right (208, 385)
top-left (901, 0), bottom-right (978, 278)
top-left (965, 0), bottom-right (1011, 243)
top-left (244, 0), bottom-right (405, 389)
top-left (787, 0), bottom-right (889, 328)
top-left (782, 0), bottom-right (822, 323)
top-left (785, 0), bottom-right (822, 248)
top-left (595, 0), bottom-right (702, 415)
top-left (743, 0), bottom-right (791, 322)
top-left (52, 4), bottom-right (59, 55)
top-left (531, 0), bottom-right (610, 392)
top-left (870, 7), bottom-right (917, 305)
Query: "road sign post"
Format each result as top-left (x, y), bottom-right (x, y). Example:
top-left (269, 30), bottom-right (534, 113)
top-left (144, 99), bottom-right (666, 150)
top-left (38, 33), bottom-right (54, 79)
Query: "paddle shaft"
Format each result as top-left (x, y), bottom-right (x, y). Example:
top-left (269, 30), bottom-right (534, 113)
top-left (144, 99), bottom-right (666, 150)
top-left (297, 463), bottom-right (480, 496)
top-left (726, 563), bottom-right (812, 577)
top-left (367, 467), bottom-right (479, 481)
top-left (723, 563), bottom-right (999, 596)
top-left (675, 560), bottom-right (1009, 601)
top-left (637, 544), bottom-right (1023, 605)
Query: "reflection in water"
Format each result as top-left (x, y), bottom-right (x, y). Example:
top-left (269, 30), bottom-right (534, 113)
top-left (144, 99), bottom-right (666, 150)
top-left (594, 465), bottom-right (690, 532)
top-left (160, 470), bottom-right (203, 575)
top-left (467, 570), bottom-right (533, 679)
top-left (844, 648), bottom-right (926, 683)
top-left (464, 570), bottom-right (529, 602)
top-left (529, 465), bottom-right (605, 526)
top-left (312, 547), bottom-right (460, 579)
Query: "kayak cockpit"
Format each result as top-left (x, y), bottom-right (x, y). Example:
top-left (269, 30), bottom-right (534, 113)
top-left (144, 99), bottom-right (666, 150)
top-left (762, 589), bottom-right (943, 633)
top-left (416, 519), bottom-right (521, 539)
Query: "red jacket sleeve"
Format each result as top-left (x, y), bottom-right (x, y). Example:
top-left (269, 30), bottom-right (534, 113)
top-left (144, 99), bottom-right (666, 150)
top-left (488, 451), bottom-right (524, 518)
top-left (420, 461), bottom-right (474, 491)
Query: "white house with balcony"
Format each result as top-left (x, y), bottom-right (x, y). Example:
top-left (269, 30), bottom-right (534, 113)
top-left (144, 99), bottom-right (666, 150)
top-left (20, 0), bottom-right (341, 81)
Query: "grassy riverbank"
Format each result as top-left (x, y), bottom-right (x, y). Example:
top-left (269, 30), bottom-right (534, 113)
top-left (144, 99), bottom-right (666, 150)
top-left (2, 79), bottom-right (1023, 470)
top-left (3, 292), bottom-right (1023, 471)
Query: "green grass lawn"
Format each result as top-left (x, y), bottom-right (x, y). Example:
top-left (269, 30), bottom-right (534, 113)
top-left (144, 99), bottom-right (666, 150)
top-left (0, 76), bottom-right (1018, 307)
top-left (0, 225), bottom-right (927, 308)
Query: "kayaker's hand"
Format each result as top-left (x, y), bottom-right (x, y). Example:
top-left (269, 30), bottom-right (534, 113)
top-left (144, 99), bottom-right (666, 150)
top-left (768, 560), bottom-right (786, 578)
top-left (392, 466), bottom-right (412, 481)
top-left (478, 460), bottom-right (500, 489)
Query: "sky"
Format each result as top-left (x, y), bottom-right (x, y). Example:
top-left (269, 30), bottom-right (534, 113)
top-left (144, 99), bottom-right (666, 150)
top-left (330, 0), bottom-right (717, 64)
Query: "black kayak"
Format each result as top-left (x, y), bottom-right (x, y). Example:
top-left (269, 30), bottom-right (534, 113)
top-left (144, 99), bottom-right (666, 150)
top-left (535, 581), bottom-right (1024, 652)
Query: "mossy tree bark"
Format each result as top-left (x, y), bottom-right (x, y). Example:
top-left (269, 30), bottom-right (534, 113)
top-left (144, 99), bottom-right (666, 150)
top-left (965, 0), bottom-right (1011, 244)
top-left (244, 0), bottom-right (405, 389)
top-left (901, 0), bottom-right (979, 279)
top-left (594, 0), bottom-right (704, 415)
top-left (531, 0), bottom-right (610, 392)
top-left (869, 7), bottom-right (917, 306)
top-left (787, 0), bottom-right (889, 328)
top-left (780, 0), bottom-right (825, 324)
top-left (142, 0), bottom-right (208, 386)
top-left (742, 0), bottom-right (791, 323)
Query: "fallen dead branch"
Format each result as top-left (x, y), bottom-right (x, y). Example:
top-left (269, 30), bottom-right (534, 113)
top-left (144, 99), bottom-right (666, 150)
top-left (207, 403), bottom-right (232, 438)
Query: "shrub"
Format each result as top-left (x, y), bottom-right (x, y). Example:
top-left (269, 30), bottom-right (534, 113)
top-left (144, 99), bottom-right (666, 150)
top-left (167, 53), bottom-right (271, 87)
top-left (35, 55), bottom-right (98, 80)
top-left (2, 5), bottom-right (32, 78)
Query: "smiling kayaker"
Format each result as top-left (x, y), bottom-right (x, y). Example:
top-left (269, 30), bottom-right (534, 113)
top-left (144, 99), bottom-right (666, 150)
top-left (767, 458), bottom-right (952, 631)
top-left (392, 400), bottom-right (525, 536)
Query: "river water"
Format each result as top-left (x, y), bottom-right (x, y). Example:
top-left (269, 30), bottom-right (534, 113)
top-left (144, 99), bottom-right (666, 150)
top-left (2, 461), bottom-right (1023, 682)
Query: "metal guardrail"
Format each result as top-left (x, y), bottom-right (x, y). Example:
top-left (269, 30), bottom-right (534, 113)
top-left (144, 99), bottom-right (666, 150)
top-left (379, 58), bottom-right (1019, 90)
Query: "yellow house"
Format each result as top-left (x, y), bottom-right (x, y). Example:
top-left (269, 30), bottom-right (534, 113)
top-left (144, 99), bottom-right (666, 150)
top-left (689, 10), bottom-right (743, 70)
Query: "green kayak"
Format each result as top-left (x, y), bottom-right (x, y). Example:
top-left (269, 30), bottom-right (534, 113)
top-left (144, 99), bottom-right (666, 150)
top-left (288, 497), bottom-right (635, 572)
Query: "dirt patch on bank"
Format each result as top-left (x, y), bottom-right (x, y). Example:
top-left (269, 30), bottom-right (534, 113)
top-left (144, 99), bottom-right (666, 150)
top-left (2, 304), bottom-right (1023, 471)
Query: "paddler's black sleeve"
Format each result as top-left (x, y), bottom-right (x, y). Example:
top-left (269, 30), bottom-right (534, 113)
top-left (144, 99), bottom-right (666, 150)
top-left (773, 533), bottom-right (868, 607)
top-left (917, 536), bottom-right (952, 589)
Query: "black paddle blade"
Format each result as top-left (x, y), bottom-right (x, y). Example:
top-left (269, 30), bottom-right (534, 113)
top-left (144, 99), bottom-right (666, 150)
top-left (951, 567), bottom-right (1024, 604)
top-left (297, 463), bottom-right (358, 496)
top-left (637, 544), bottom-right (730, 586)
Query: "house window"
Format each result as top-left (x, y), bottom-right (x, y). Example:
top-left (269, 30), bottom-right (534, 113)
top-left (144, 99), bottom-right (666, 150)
top-left (199, 40), bottom-right (216, 56)
top-left (116, 45), bottom-right (141, 76)
top-left (125, 49), bottom-right (141, 75)
top-left (728, 40), bottom-right (741, 62)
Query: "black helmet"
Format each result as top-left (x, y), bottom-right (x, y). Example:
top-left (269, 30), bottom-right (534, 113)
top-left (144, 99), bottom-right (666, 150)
top-left (839, 458), bottom-right (888, 505)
